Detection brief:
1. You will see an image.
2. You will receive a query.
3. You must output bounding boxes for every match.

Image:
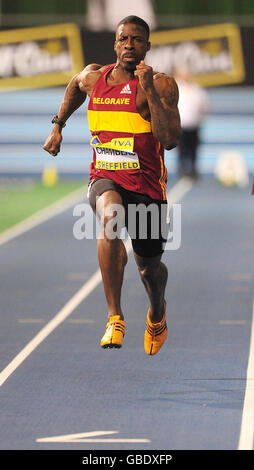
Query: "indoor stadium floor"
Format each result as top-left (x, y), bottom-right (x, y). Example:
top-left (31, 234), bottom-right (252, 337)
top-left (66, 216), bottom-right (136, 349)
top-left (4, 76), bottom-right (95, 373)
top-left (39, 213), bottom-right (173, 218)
top-left (0, 173), bottom-right (253, 451)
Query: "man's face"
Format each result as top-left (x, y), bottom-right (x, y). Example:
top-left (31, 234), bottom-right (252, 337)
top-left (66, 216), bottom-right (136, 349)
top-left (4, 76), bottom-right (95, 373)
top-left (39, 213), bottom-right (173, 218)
top-left (114, 23), bottom-right (151, 71)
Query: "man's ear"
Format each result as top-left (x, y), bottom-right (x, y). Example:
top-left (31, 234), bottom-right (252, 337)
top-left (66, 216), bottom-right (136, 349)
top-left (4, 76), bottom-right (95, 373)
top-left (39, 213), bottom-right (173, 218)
top-left (146, 41), bottom-right (151, 52)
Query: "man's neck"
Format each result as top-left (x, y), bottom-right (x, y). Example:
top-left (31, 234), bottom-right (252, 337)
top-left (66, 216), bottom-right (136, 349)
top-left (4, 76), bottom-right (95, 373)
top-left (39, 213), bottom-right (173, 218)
top-left (107, 63), bottom-right (135, 85)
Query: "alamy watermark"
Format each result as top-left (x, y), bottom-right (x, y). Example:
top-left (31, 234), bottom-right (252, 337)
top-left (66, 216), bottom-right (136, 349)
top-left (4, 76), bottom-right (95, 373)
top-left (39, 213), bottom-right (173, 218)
top-left (73, 202), bottom-right (182, 251)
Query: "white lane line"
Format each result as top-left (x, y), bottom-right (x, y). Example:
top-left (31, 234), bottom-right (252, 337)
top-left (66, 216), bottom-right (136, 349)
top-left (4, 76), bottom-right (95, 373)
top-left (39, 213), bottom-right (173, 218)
top-left (0, 186), bottom-right (85, 247)
top-left (166, 176), bottom-right (194, 208)
top-left (0, 268), bottom-right (102, 387)
top-left (37, 439), bottom-right (149, 443)
top-left (37, 431), bottom-right (118, 442)
top-left (18, 318), bottom-right (95, 324)
top-left (238, 299), bottom-right (254, 450)
top-left (36, 430), bottom-right (150, 443)
top-left (0, 177), bottom-right (193, 387)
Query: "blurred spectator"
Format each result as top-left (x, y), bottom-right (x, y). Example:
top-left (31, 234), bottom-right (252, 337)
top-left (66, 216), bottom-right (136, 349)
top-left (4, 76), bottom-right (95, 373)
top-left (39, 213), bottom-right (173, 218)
top-left (251, 176), bottom-right (254, 195)
top-left (174, 66), bottom-right (209, 179)
top-left (86, 0), bottom-right (156, 31)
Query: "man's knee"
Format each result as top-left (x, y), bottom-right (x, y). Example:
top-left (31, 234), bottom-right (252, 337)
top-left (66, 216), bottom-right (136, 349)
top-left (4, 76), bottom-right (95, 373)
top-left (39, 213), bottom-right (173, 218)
top-left (135, 252), bottom-right (168, 282)
top-left (135, 254), bottom-right (162, 281)
top-left (139, 264), bottom-right (158, 284)
top-left (96, 191), bottom-right (125, 239)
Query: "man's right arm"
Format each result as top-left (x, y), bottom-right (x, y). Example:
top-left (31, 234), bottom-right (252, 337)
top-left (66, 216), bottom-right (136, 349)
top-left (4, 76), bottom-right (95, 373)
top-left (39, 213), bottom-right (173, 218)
top-left (43, 64), bottom-right (102, 157)
top-left (43, 72), bottom-right (86, 156)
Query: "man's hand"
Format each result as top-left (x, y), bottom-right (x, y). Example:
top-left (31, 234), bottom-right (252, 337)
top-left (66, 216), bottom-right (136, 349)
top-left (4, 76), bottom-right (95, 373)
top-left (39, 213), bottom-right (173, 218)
top-left (251, 175), bottom-right (254, 195)
top-left (134, 60), bottom-right (154, 92)
top-left (134, 63), bottom-right (181, 149)
top-left (43, 129), bottom-right (63, 157)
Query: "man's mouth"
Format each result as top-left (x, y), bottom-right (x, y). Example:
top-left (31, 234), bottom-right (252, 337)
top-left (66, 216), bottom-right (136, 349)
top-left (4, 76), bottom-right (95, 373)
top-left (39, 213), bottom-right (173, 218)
top-left (123, 54), bottom-right (136, 60)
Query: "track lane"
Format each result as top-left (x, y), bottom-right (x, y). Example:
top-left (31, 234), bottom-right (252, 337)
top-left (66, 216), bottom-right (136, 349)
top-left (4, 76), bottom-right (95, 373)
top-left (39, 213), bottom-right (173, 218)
top-left (0, 177), bottom-right (191, 386)
top-left (0, 176), bottom-right (253, 450)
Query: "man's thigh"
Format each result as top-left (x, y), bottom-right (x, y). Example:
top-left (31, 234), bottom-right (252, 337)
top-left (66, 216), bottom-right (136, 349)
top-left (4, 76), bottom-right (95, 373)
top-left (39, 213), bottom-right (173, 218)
top-left (122, 191), bottom-right (168, 258)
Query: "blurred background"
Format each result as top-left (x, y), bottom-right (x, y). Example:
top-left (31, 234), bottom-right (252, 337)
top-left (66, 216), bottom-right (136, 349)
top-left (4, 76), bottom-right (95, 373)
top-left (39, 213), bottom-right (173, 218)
top-left (0, 0), bottom-right (253, 229)
top-left (1, 3), bottom-right (254, 452)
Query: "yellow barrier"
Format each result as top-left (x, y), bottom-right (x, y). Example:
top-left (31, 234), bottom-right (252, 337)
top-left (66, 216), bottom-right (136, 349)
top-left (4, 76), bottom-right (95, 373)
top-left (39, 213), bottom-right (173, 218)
top-left (0, 23), bottom-right (84, 90)
top-left (148, 23), bottom-right (245, 87)
top-left (42, 166), bottom-right (58, 187)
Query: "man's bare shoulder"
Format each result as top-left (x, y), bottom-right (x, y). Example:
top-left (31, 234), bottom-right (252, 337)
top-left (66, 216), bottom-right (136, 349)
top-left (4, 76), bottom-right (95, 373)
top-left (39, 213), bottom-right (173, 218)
top-left (76, 64), bottom-right (109, 94)
top-left (153, 72), bottom-right (179, 104)
top-left (153, 72), bottom-right (177, 90)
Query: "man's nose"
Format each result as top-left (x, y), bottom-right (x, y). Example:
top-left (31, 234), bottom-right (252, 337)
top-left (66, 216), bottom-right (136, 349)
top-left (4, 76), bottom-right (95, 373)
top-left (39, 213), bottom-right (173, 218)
top-left (125, 38), bottom-right (134, 49)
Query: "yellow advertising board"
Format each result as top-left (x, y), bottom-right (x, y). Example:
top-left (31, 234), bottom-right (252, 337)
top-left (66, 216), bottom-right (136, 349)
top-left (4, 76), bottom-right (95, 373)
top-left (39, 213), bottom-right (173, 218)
top-left (0, 23), bottom-right (84, 90)
top-left (147, 23), bottom-right (245, 86)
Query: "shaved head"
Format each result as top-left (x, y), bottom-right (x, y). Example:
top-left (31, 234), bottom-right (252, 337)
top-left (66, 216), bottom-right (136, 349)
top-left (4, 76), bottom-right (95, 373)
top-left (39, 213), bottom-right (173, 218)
top-left (116, 15), bottom-right (150, 40)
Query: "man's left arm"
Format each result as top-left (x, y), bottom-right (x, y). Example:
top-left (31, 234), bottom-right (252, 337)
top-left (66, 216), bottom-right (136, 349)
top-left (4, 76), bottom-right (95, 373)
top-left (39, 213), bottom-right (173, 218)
top-left (135, 61), bottom-right (181, 150)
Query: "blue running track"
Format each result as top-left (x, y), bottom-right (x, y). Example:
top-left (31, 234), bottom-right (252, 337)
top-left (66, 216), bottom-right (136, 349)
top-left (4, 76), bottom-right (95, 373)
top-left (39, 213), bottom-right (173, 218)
top-left (0, 86), bottom-right (254, 455)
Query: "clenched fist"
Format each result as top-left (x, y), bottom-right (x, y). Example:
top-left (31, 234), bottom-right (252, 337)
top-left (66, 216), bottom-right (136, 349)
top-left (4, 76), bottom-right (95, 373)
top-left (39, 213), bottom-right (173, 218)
top-left (43, 129), bottom-right (62, 157)
top-left (134, 60), bottom-right (154, 92)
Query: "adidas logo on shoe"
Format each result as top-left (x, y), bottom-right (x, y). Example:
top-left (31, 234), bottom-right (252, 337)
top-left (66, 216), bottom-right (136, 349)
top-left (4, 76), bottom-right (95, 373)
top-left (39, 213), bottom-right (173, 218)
top-left (120, 84), bottom-right (132, 94)
top-left (100, 315), bottom-right (125, 349)
top-left (144, 306), bottom-right (167, 355)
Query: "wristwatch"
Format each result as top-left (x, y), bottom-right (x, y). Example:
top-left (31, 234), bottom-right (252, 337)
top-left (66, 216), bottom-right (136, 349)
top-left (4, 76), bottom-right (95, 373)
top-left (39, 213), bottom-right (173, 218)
top-left (51, 115), bottom-right (66, 128)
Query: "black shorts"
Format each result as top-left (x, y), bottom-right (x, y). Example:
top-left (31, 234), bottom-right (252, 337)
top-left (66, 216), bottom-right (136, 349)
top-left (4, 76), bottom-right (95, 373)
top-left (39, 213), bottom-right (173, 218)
top-left (88, 178), bottom-right (168, 258)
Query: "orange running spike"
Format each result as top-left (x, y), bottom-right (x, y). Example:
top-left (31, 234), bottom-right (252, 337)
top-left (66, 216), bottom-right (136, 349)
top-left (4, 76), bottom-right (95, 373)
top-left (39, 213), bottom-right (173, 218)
top-left (100, 315), bottom-right (125, 349)
top-left (144, 309), bottom-right (167, 355)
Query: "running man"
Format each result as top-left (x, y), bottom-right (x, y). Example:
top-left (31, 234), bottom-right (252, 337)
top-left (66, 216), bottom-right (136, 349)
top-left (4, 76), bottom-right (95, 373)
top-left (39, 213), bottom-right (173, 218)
top-left (43, 16), bottom-right (181, 355)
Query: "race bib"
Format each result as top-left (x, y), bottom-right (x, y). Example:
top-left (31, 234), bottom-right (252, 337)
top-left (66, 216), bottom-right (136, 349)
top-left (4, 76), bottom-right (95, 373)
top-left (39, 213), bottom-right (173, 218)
top-left (91, 136), bottom-right (140, 170)
top-left (90, 135), bottom-right (135, 153)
